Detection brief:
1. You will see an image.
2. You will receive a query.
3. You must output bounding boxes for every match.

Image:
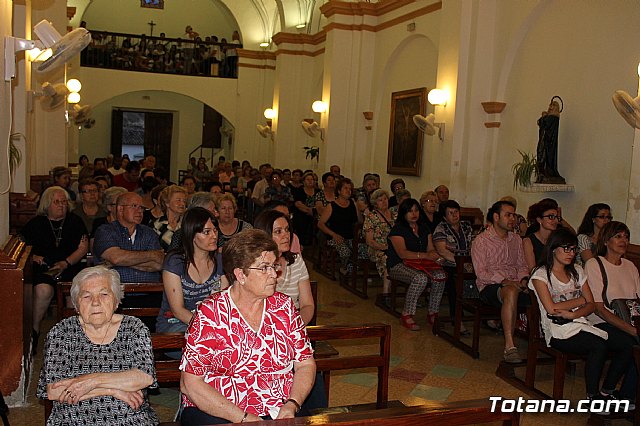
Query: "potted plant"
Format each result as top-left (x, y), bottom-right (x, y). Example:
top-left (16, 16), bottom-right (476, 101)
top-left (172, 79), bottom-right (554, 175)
top-left (303, 146), bottom-right (320, 163)
top-left (9, 134), bottom-right (22, 174)
top-left (512, 150), bottom-right (536, 189)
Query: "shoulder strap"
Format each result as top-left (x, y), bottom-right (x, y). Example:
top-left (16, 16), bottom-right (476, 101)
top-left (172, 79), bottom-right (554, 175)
top-left (595, 256), bottom-right (611, 309)
top-left (375, 209), bottom-right (393, 227)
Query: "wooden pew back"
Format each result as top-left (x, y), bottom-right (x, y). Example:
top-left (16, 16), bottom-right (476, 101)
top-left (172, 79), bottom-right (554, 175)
top-left (56, 281), bottom-right (164, 321)
top-left (307, 323), bottom-right (391, 408)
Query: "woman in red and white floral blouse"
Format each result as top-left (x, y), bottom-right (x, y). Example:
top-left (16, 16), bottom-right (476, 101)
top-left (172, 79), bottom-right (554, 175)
top-left (179, 229), bottom-right (316, 425)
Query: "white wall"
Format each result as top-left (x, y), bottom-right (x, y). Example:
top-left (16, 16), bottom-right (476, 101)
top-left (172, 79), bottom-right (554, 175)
top-left (0, 0), bottom-right (12, 241)
top-left (493, 0), bottom-right (640, 228)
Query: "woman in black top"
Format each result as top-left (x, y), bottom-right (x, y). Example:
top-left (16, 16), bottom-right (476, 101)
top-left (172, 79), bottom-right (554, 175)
top-left (318, 178), bottom-right (362, 272)
top-left (523, 199), bottom-right (559, 272)
top-left (22, 186), bottom-right (88, 351)
top-left (387, 199), bottom-right (446, 331)
top-left (292, 172), bottom-right (319, 246)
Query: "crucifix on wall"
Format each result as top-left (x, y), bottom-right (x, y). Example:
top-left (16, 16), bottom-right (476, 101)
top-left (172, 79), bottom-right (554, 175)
top-left (148, 20), bottom-right (156, 36)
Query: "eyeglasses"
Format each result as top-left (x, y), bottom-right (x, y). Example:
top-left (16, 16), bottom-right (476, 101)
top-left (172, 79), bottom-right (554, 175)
top-left (119, 204), bottom-right (144, 211)
top-left (52, 199), bottom-right (68, 206)
top-left (247, 263), bottom-right (282, 274)
top-left (595, 215), bottom-right (613, 220)
top-left (559, 244), bottom-right (577, 253)
top-left (541, 214), bottom-right (561, 221)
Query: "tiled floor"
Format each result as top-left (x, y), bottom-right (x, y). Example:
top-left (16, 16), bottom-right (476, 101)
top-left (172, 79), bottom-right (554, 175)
top-left (6, 260), bottom-right (634, 425)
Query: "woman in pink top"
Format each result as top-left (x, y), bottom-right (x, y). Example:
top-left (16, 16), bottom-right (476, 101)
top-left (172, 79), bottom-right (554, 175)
top-left (584, 221), bottom-right (639, 402)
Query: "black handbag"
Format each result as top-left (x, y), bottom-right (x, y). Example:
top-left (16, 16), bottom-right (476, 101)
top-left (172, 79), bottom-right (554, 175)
top-left (595, 257), bottom-right (640, 331)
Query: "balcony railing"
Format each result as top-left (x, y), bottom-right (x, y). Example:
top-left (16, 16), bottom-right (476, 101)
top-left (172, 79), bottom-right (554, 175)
top-left (81, 30), bottom-right (241, 78)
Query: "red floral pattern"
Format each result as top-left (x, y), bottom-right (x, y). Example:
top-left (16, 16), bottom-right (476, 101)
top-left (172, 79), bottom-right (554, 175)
top-left (180, 290), bottom-right (313, 416)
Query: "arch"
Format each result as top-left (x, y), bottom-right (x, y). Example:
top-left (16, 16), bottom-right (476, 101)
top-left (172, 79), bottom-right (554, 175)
top-left (77, 89), bottom-right (234, 177)
top-left (496, 0), bottom-right (552, 100)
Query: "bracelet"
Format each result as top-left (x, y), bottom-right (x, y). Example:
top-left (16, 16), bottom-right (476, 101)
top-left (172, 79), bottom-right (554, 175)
top-left (240, 411), bottom-right (248, 423)
top-left (64, 259), bottom-right (71, 267)
top-left (283, 398), bottom-right (301, 413)
top-left (417, 252), bottom-right (420, 259)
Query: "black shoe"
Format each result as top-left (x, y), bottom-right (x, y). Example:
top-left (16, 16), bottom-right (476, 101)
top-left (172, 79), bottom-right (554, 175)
top-left (31, 329), bottom-right (39, 356)
top-left (611, 390), bottom-right (636, 411)
top-left (589, 393), bottom-right (618, 416)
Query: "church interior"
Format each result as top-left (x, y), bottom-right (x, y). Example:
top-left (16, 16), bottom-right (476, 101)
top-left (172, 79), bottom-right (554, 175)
top-left (2, 0), bottom-right (640, 425)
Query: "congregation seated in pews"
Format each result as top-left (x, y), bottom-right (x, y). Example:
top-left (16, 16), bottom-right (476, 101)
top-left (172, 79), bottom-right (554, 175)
top-left (14, 152), bottom-right (640, 423)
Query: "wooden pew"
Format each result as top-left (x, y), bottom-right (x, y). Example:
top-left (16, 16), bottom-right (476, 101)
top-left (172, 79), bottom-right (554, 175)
top-left (494, 293), bottom-right (582, 400)
top-left (149, 323), bottom-right (390, 413)
top-left (433, 255), bottom-right (499, 358)
top-left (159, 400), bottom-right (520, 426)
top-left (56, 281), bottom-right (164, 322)
top-left (339, 223), bottom-right (378, 299)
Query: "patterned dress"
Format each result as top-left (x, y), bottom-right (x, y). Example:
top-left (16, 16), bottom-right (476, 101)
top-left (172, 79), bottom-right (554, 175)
top-left (180, 290), bottom-right (314, 417)
top-left (37, 316), bottom-right (158, 425)
top-left (362, 209), bottom-right (396, 278)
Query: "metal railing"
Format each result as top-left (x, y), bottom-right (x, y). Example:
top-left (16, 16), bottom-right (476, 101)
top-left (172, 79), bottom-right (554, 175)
top-left (81, 30), bottom-right (241, 78)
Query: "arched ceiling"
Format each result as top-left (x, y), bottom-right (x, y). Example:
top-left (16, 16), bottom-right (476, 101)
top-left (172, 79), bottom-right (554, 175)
top-left (67, 0), bottom-right (330, 48)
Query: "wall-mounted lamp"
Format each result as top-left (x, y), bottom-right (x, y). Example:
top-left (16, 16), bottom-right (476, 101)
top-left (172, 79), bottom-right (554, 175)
top-left (296, 23), bottom-right (307, 29)
top-left (259, 41), bottom-right (270, 48)
top-left (263, 108), bottom-right (276, 126)
top-left (311, 100), bottom-right (328, 113)
top-left (67, 91), bottom-right (81, 104)
top-left (257, 108), bottom-right (276, 141)
top-left (66, 78), bottom-right (82, 104)
top-left (428, 88), bottom-right (448, 107)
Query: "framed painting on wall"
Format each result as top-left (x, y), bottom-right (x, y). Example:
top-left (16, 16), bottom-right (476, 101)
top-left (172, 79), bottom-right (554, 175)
top-left (387, 87), bottom-right (427, 176)
top-left (141, 0), bottom-right (164, 9)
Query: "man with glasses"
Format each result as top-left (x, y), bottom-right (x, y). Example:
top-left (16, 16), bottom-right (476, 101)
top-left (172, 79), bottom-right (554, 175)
top-left (471, 200), bottom-right (530, 363)
top-left (72, 179), bottom-right (107, 232)
top-left (93, 192), bottom-right (164, 282)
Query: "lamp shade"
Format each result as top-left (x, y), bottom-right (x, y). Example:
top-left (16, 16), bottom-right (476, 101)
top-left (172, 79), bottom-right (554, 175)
top-left (428, 89), bottom-right (448, 106)
top-left (67, 92), bottom-right (80, 104)
top-left (66, 78), bottom-right (82, 93)
top-left (264, 108), bottom-right (276, 119)
top-left (312, 100), bottom-right (327, 113)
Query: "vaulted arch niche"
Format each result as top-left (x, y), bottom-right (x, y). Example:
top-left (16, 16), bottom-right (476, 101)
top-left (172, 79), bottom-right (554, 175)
top-left (77, 90), bottom-right (233, 179)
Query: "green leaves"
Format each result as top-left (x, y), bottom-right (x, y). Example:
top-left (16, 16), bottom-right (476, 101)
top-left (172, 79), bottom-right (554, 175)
top-left (303, 146), bottom-right (320, 163)
top-left (512, 150), bottom-right (536, 189)
top-left (9, 134), bottom-right (22, 175)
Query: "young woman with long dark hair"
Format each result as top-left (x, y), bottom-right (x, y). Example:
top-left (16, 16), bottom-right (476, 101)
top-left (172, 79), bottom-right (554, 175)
top-left (529, 228), bottom-right (629, 404)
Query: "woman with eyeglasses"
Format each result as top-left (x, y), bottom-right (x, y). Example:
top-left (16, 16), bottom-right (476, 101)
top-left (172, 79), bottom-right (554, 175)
top-left (576, 203), bottom-right (612, 265)
top-left (180, 229), bottom-right (316, 424)
top-left (72, 178), bottom-right (107, 233)
top-left (156, 207), bottom-right (228, 340)
top-left (264, 170), bottom-right (294, 205)
top-left (419, 190), bottom-right (443, 231)
top-left (583, 221), bottom-right (639, 403)
top-left (21, 186), bottom-right (89, 353)
top-left (529, 228), bottom-right (628, 405)
top-left (523, 199), bottom-right (560, 271)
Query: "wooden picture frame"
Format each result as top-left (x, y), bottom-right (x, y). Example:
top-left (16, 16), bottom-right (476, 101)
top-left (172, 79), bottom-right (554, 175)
top-left (141, 0), bottom-right (164, 9)
top-left (387, 87), bottom-right (427, 176)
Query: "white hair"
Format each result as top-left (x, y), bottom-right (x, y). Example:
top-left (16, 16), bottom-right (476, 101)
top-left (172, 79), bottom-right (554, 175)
top-left (70, 266), bottom-right (123, 311)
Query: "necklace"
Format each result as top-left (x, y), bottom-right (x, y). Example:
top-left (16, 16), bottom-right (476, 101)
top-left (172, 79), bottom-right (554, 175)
top-left (48, 217), bottom-right (65, 247)
top-left (81, 318), bottom-right (113, 346)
